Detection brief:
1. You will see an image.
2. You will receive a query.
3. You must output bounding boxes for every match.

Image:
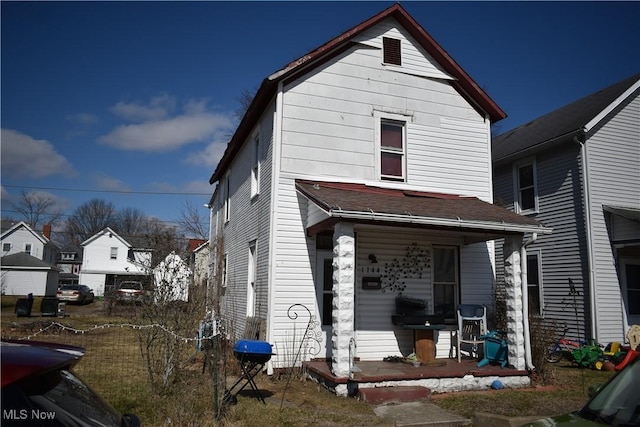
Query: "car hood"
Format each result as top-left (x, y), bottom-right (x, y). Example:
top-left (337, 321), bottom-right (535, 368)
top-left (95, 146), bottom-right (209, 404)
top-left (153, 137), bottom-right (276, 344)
top-left (522, 412), bottom-right (604, 426)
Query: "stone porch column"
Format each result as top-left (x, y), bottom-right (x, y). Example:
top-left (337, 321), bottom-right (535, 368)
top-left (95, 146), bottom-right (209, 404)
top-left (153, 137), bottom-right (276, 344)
top-left (331, 222), bottom-right (355, 378)
top-left (503, 235), bottom-right (526, 370)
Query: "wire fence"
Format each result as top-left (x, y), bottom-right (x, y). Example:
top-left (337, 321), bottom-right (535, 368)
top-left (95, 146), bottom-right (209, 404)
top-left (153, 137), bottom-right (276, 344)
top-left (1, 316), bottom-right (226, 425)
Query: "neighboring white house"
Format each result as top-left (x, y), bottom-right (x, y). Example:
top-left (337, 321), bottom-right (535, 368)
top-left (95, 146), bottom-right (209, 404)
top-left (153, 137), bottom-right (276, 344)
top-left (206, 4), bottom-right (551, 389)
top-left (493, 73), bottom-right (640, 346)
top-left (154, 252), bottom-right (191, 303)
top-left (79, 227), bottom-right (151, 296)
top-left (192, 240), bottom-right (209, 289)
top-left (1, 221), bottom-right (58, 264)
top-left (1, 221), bottom-right (60, 296)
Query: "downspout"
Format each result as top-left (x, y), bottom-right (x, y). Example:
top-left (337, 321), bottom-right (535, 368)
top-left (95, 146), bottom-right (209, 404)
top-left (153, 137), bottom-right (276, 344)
top-left (575, 135), bottom-right (598, 342)
top-left (521, 232), bottom-right (537, 370)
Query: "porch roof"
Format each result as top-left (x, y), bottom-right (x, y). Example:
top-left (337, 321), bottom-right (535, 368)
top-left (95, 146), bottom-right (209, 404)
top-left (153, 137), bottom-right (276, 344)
top-left (295, 180), bottom-right (551, 240)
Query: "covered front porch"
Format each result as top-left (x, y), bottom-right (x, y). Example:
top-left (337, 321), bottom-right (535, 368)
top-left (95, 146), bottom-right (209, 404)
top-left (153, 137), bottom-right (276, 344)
top-left (294, 180), bottom-right (552, 395)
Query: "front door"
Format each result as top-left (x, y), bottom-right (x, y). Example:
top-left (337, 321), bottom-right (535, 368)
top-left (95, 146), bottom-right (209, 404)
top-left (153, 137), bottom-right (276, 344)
top-left (316, 250), bottom-right (333, 359)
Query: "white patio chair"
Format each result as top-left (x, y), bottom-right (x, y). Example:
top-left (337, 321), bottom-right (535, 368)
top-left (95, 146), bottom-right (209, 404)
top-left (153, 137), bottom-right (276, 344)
top-left (456, 304), bottom-right (487, 363)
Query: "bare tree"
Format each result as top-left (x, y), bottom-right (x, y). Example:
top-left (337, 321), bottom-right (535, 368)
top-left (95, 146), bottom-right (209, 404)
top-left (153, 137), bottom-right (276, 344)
top-left (64, 198), bottom-right (117, 244)
top-left (176, 200), bottom-right (208, 240)
top-left (115, 207), bottom-right (148, 241)
top-left (10, 190), bottom-right (63, 230)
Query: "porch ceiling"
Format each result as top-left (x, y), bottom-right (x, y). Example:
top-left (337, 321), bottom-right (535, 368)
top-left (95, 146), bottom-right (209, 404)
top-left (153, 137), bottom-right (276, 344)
top-left (295, 180), bottom-right (551, 241)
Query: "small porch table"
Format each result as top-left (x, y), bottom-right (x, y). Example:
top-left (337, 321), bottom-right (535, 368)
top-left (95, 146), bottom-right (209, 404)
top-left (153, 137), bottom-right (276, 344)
top-left (401, 324), bottom-right (445, 362)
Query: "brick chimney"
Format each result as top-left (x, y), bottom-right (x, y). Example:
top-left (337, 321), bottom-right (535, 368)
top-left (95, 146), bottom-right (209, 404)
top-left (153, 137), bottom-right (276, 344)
top-left (43, 224), bottom-right (52, 240)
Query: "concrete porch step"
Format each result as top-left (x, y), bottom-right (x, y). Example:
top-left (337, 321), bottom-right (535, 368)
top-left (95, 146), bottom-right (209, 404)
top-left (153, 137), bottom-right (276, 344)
top-left (373, 401), bottom-right (471, 427)
top-left (357, 385), bottom-right (431, 404)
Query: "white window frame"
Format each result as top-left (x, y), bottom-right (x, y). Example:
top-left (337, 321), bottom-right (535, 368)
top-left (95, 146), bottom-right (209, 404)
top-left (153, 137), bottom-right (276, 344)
top-left (374, 111), bottom-right (409, 182)
top-left (223, 174), bottom-right (231, 224)
top-left (526, 250), bottom-right (543, 315)
top-left (110, 247), bottom-right (118, 260)
top-left (24, 243), bottom-right (32, 255)
top-left (222, 253), bottom-right (228, 288)
top-left (250, 132), bottom-right (260, 198)
top-left (247, 241), bottom-right (257, 317)
top-left (513, 157), bottom-right (538, 214)
top-left (2, 242), bottom-right (12, 252)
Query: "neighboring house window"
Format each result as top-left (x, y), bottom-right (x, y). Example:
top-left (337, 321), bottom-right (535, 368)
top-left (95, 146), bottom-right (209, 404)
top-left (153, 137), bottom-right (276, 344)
top-left (380, 119), bottom-right (406, 181)
top-left (110, 247), bottom-right (118, 260)
top-left (247, 241), bottom-right (257, 317)
top-left (382, 37), bottom-right (401, 66)
top-left (433, 246), bottom-right (458, 321)
top-left (251, 133), bottom-right (260, 198)
top-left (2, 242), bottom-right (11, 252)
top-left (24, 243), bottom-right (32, 255)
top-left (527, 251), bottom-right (542, 315)
top-left (514, 159), bottom-right (538, 213)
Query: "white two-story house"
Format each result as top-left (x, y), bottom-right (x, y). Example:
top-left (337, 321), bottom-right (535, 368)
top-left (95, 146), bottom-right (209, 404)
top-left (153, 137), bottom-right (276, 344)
top-left (79, 227), bottom-right (151, 296)
top-left (207, 4), bottom-right (550, 394)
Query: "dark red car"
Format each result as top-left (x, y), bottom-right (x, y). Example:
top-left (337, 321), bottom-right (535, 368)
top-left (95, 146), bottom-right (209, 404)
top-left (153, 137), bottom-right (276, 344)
top-left (1, 339), bottom-right (140, 426)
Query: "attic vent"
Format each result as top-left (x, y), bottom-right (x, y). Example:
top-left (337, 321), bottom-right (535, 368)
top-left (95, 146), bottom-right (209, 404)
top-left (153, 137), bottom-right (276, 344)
top-left (383, 37), bottom-right (401, 66)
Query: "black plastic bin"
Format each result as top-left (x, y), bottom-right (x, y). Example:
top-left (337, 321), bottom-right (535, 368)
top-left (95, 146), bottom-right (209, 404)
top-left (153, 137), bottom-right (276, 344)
top-left (15, 298), bottom-right (34, 317)
top-left (41, 296), bottom-right (59, 317)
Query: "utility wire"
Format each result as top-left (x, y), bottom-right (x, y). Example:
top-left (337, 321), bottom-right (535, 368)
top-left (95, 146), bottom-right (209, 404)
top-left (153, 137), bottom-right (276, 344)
top-left (3, 184), bottom-right (212, 196)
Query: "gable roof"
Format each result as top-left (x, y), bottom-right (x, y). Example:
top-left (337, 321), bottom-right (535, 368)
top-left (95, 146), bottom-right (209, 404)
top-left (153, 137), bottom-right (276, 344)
top-left (81, 227), bottom-right (131, 247)
top-left (493, 73), bottom-right (640, 164)
top-left (295, 180), bottom-right (551, 241)
top-left (210, 3), bottom-right (506, 184)
top-left (0, 221), bottom-right (49, 245)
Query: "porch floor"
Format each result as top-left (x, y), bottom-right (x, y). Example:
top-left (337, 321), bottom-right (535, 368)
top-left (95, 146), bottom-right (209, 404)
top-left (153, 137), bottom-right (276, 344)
top-left (304, 357), bottom-right (529, 396)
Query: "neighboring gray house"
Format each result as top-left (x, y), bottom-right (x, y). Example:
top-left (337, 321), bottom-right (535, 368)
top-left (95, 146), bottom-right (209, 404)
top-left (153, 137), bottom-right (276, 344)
top-left (493, 73), bottom-right (640, 345)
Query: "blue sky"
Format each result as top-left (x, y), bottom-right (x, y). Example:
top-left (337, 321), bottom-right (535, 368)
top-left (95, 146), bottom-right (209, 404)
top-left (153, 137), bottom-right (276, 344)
top-left (2, 1), bottom-right (639, 233)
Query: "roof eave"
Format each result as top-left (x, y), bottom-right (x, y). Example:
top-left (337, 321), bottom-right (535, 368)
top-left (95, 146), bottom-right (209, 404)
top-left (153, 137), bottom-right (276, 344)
top-left (210, 4), bottom-right (506, 184)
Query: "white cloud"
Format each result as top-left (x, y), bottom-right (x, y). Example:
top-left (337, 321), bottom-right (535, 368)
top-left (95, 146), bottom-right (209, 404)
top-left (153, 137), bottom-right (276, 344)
top-left (185, 140), bottom-right (229, 168)
top-left (66, 113), bottom-right (100, 126)
top-left (92, 174), bottom-right (131, 192)
top-left (100, 96), bottom-right (232, 152)
top-left (110, 94), bottom-right (176, 122)
top-left (0, 129), bottom-right (76, 179)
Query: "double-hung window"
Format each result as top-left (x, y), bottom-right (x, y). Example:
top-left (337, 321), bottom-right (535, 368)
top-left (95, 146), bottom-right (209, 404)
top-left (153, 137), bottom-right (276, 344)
top-left (514, 159), bottom-right (538, 213)
top-left (433, 246), bottom-right (459, 321)
top-left (110, 247), bottom-right (118, 260)
top-left (24, 243), bottom-right (32, 255)
top-left (2, 242), bottom-right (11, 252)
top-left (380, 119), bottom-right (406, 181)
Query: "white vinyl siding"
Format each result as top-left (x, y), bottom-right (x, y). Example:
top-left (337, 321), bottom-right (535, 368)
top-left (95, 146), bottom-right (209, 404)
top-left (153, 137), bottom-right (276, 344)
top-left (279, 23), bottom-right (490, 200)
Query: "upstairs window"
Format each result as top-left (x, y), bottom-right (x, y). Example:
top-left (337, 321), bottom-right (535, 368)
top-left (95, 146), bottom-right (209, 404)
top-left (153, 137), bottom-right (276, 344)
top-left (251, 133), bottom-right (260, 198)
top-left (380, 120), bottom-right (406, 181)
top-left (514, 159), bottom-right (538, 213)
top-left (110, 247), bottom-right (118, 260)
top-left (24, 243), bottom-right (32, 255)
top-left (3, 242), bottom-right (11, 252)
top-left (223, 175), bottom-right (231, 223)
top-left (383, 37), bottom-right (401, 66)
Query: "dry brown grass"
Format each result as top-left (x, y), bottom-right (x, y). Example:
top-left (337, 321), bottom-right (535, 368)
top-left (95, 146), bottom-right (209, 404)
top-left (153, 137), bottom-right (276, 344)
top-left (1, 296), bottom-right (617, 426)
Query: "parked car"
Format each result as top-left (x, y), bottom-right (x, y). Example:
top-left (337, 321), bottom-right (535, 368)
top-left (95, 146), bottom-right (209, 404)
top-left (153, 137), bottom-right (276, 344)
top-left (1, 339), bottom-right (140, 426)
top-left (521, 351), bottom-right (640, 426)
top-left (56, 284), bottom-right (95, 305)
top-left (116, 281), bottom-right (146, 304)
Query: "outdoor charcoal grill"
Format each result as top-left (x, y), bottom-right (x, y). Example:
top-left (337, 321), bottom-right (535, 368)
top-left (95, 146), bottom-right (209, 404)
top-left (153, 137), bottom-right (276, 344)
top-left (224, 340), bottom-right (275, 405)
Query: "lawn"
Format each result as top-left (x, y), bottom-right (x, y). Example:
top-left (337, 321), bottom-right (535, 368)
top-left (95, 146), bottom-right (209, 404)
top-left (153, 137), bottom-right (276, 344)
top-left (1, 295), bottom-right (617, 426)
